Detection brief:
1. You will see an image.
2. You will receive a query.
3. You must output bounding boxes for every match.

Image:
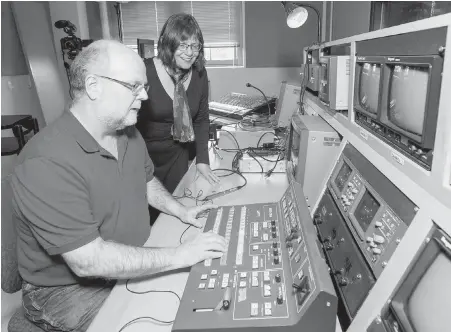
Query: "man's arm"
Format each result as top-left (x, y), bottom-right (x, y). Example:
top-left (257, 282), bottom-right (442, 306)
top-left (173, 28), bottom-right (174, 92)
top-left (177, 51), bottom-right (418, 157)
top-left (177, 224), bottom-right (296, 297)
top-left (62, 237), bottom-right (178, 279)
top-left (146, 177), bottom-right (186, 219)
top-left (62, 232), bottom-right (227, 279)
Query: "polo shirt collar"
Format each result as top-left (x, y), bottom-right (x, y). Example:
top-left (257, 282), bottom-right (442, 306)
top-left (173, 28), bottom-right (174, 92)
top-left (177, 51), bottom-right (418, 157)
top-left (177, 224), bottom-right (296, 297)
top-left (62, 111), bottom-right (130, 158)
top-left (62, 111), bottom-right (100, 153)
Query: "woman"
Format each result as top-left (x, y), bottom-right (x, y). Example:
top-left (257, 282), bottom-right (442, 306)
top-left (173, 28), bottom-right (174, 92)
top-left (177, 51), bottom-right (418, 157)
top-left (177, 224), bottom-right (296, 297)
top-left (137, 13), bottom-right (220, 219)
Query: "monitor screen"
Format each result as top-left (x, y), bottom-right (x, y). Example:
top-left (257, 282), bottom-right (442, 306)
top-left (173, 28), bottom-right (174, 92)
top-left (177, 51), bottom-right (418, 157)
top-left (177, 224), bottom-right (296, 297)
top-left (358, 63), bottom-right (381, 114)
top-left (290, 125), bottom-right (301, 177)
top-left (388, 64), bottom-right (429, 136)
top-left (334, 162), bottom-right (352, 192)
top-left (354, 190), bottom-right (380, 232)
top-left (408, 252), bottom-right (451, 332)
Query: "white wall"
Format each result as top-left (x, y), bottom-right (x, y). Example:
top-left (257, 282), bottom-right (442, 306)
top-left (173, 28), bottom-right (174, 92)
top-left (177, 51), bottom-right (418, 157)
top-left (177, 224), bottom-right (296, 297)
top-left (1, 75), bottom-right (45, 178)
top-left (207, 67), bottom-right (302, 100)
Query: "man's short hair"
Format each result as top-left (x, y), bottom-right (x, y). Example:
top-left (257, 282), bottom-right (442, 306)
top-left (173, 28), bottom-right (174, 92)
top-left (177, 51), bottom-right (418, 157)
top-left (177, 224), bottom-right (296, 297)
top-left (69, 40), bottom-right (117, 99)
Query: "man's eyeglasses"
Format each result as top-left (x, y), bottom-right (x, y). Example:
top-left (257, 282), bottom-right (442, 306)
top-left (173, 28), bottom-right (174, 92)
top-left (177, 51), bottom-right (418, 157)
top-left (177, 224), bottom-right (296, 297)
top-left (178, 43), bottom-right (202, 52)
top-left (96, 75), bottom-right (149, 96)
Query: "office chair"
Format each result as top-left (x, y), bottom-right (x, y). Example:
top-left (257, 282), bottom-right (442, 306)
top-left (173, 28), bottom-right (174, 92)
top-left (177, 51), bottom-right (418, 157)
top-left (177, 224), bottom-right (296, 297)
top-left (1, 116), bottom-right (39, 156)
top-left (1, 176), bottom-right (44, 332)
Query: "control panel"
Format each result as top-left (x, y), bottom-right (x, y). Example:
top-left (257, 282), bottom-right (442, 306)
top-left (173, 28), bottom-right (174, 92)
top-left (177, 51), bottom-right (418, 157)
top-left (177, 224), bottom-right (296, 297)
top-left (173, 182), bottom-right (337, 332)
top-left (313, 144), bottom-right (417, 328)
top-left (329, 157), bottom-right (409, 277)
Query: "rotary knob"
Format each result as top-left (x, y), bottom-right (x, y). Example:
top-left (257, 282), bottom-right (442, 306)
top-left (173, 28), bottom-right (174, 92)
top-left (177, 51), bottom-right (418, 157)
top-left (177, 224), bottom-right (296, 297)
top-left (274, 256), bottom-right (280, 264)
top-left (273, 241), bottom-right (278, 248)
top-left (275, 274), bottom-right (281, 282)
top-left (339, 277), bottom-right (349, 286)
top-left (277, 294), bottom-right (284, 304)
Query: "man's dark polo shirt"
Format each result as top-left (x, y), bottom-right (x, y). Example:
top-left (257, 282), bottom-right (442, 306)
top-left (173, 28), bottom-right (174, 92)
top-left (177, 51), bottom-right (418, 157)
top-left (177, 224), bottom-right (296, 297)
top-left (11, 111), bottom-right (154, 286)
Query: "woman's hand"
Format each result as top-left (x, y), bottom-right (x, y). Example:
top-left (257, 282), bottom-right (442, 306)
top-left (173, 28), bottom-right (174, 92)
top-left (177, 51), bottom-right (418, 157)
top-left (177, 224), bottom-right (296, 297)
top-left (196, 163), bottom-right (220, 185)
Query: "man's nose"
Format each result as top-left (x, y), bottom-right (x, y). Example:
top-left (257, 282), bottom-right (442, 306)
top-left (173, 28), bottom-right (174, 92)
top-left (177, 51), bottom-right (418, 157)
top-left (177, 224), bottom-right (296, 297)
top-left (138, 87), bottom-right (148, 101)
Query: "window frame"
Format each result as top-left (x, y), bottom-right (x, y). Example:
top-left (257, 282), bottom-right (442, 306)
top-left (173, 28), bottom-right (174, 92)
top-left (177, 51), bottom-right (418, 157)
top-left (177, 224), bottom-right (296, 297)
top-left (119, 1), bottom-right (246, 68)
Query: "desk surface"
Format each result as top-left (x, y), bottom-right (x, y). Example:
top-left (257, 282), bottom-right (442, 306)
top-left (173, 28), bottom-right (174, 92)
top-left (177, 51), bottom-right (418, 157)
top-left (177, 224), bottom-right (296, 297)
top-left (87, 147), bottom-right (341, 332)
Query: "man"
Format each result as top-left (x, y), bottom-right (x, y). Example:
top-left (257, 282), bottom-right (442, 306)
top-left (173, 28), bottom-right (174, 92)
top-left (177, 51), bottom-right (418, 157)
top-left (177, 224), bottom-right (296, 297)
top-left (10, 40), bottom-right (227, 332)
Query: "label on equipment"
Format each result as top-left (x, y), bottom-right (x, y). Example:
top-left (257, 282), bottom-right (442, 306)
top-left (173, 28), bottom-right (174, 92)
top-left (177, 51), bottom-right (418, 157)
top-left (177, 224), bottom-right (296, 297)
top-left (391, 151), bottom-right (405, 165)
top-left (360, 129), bottom-right (368, 140)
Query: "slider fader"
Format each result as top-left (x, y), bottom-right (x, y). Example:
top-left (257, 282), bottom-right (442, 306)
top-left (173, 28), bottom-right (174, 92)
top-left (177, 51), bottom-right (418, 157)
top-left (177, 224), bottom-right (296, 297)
top-left (173, 183), bottom-right (337, 332)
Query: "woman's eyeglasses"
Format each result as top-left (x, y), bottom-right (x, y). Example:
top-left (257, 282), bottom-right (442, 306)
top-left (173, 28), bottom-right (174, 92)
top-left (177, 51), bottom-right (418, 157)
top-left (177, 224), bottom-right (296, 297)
top-left (178, 43), bottom-right (202, 52)
top-left (95, 75), bottom-right (149, 96)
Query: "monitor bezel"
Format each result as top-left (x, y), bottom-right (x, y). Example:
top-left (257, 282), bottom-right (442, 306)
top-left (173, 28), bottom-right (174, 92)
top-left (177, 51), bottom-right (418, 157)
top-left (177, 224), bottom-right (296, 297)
top-left (354, 56), bottom-right (385, 120)
top-left (318, 56), bottom-right (331, 102)
top-left (387, 226), bottom-right (451, 332)
top-left (379, 55), bottom-right (443, 149)
top-left (307, 64), bottom-right (321, 92)
top-left (330, 157), bottom-right (354, 198)
top-left (137, 39), bottom-right (155, 59)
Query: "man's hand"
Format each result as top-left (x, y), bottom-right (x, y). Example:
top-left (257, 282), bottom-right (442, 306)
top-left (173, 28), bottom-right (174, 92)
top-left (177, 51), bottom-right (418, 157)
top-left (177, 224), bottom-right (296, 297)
top-left (179, 204), bottom-right (218, 228)
top-left (197, 163), bottom-right (220, 185)
top-left (174, 231), bottom-right (227, 268)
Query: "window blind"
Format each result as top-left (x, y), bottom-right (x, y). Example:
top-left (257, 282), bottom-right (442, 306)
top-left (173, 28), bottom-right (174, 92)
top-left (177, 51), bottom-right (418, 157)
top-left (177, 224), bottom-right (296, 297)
top-left (120, 1), bottom-right (242, 48)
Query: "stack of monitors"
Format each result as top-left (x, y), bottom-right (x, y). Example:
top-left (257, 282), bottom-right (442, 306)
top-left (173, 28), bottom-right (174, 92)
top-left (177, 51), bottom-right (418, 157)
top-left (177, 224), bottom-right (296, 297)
top-left (353, 55), bottom-right (443, 170)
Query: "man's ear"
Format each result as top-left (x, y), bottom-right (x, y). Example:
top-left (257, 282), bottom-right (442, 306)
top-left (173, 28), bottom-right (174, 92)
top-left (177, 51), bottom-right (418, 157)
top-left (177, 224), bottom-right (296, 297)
top-left (85, 74), bottom-right (101, 100)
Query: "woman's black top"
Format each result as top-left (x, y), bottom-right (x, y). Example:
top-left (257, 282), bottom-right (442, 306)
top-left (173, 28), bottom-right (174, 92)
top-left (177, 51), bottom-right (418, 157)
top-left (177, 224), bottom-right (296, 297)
top-left (136, 58), bottom-right (210, 193)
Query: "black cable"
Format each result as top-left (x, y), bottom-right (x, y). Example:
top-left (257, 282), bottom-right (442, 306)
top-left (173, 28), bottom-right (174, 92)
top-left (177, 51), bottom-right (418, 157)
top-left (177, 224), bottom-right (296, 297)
top-left (120, 280), bottom-right (181, 331)
top-left (115, 3), bottom-right (124, 43)
top-left (179, 224), bottom-right (192, 244)
top-left (246, 83), bottom-right (271, 116)
top-left (256, 131), bottom-right (276, 147)
top-left (218, 128), bottom-right (241, 150)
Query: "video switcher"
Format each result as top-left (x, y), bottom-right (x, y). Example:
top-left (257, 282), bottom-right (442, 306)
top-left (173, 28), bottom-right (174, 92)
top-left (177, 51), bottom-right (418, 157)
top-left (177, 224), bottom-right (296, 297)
top-left (173, 183), bottom-right (337, 332)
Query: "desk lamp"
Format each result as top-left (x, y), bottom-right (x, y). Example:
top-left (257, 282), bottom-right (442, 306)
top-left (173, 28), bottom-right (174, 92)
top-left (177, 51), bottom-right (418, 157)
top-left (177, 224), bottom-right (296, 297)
top-left (281, 2), bottom-right (321, 44)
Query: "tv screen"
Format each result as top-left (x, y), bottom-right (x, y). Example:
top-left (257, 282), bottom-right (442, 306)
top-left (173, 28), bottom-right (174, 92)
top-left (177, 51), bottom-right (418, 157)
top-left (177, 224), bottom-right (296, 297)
top-left (290, 125), bottom-right (301, 178)
top-left (388, 64), bottom-right (429, 136)
top-left (354, 190), bottom-right (380, 232)
top-left (359, 63), bottom-right (381, 114)
top-left (334, 161), bottom-right (352, 192)
top-left (408, 252), bottom-right (451, 332)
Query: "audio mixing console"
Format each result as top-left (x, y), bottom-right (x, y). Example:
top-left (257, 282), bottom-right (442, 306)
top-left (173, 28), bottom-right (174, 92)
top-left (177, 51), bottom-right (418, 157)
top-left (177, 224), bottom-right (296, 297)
top-left (173, 183), bottom-right (337, 332)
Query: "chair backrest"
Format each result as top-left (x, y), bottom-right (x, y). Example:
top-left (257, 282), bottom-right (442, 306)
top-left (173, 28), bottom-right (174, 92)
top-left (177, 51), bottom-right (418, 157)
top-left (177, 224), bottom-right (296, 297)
top-left (1, 175), bottom-right (23, 293)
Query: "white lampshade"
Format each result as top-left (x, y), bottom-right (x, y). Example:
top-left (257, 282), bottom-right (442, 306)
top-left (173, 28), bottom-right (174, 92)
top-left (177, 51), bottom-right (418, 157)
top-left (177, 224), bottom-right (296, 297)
top-left (286, 6), bottom-right (309, 28)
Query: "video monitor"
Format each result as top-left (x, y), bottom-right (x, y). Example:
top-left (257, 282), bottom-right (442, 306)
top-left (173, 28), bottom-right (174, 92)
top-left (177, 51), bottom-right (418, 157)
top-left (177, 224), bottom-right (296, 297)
top-left (358, 63), bottom-right (381, 115)
top-left (353, 190), bottom-right (380, 233)
top-left (387, 64), bottom-right (429, 136)
top-left (407, 252), bottom-right (450, 332)
top-left (334, 161), bottom-right (352, 192)
top-left (387, 226), bottom-right (451, 332)
top-left (137, 39), bottom-right (154, 59)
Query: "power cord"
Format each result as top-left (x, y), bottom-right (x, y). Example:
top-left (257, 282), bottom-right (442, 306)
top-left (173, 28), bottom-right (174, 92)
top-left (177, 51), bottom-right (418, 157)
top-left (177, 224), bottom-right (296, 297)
top-left (119, 279), bottom-right (181, 331)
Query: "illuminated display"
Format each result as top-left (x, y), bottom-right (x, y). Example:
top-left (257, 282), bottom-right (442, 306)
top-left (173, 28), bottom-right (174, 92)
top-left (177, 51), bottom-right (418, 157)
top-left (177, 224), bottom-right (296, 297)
top-left (354, 190), bottom-right (380, 232)
top-left (359, 63), bottom-right (381, 114)
top-left (388, 64), bottom-right (428, 136)
top-left (408, 253), bottom-right (451, 332)
top-left (334, 162), bottom-right (352, 192)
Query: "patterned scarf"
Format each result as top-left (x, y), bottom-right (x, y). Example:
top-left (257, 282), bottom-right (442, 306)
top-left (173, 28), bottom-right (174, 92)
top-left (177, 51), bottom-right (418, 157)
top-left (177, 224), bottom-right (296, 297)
top-left (169, 72), bottom-right (195, 143)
